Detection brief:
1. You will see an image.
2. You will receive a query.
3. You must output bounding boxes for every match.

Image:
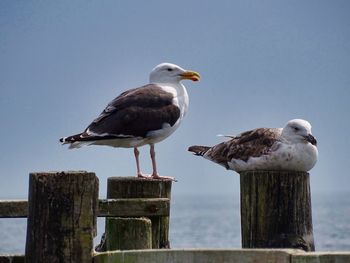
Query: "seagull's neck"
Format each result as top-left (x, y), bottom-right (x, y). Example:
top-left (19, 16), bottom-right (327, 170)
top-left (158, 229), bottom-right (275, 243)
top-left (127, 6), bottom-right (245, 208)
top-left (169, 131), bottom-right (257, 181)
top-left (279, 128), bottom-right (293, 144)
top-left (153, 81), bottom-right (189, 116)
top-left (153, 81), bottom-right (187, 93)
top-left (280, 134), bottom-right (301, 145)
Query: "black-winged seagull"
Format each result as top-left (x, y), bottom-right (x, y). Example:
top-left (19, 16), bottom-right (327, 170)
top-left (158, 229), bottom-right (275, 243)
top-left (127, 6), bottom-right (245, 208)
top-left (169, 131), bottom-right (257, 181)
top-left (60, 63), bottom-right (200, 180)
top-left (188, 119), bottom-right (318, 172)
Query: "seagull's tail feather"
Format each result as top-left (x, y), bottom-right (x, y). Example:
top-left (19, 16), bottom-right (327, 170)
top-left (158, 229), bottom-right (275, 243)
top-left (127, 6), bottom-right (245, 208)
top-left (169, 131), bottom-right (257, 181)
top-left (188, 145), bottom-right (211, 156)
top-left (60, 133), bottom-right (82, 144)
top-left (60, 133), bottom-right (91, 149)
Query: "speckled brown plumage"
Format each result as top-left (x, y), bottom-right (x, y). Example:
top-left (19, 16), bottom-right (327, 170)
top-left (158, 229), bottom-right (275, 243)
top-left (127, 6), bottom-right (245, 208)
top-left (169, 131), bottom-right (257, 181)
top-left (189, 128), bottom-right (281, 169)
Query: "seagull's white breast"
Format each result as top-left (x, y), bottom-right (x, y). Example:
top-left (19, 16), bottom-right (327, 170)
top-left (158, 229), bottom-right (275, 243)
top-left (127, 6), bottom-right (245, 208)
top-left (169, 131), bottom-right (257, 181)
top-left (228, 142), bottom-right (318, 172)
top-left (145, 83), bottom-right (189, 145)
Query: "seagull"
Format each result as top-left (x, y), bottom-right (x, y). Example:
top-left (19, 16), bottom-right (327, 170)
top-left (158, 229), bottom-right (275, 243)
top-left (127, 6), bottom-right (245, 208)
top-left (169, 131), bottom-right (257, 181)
top-left (188, 119), bottom-right (318, 172)
top-left (60, 63), bottom-right (200, 180)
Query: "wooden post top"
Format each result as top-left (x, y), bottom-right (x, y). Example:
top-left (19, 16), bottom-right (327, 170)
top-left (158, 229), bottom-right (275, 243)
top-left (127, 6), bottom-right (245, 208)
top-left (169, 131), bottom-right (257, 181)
top-left (240, 170), bottom-right (309, 176)
top-left (107, 176), bottom-right (174, 182)
top-left (30, 170), bottom-right (95, 176)
top-left (107, 176), bottom-right (172, 199)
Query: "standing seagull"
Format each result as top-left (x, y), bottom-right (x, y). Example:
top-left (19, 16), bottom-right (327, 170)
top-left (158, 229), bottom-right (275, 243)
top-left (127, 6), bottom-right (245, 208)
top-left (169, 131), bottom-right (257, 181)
top-left (188, 119), bottom-right (318, 172)
top-left (60, 63), bottom-right (200, 180)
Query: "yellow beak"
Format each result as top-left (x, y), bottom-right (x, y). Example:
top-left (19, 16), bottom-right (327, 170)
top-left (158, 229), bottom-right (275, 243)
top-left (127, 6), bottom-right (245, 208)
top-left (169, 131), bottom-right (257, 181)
top-left (180, 71), bottom-right (201, 82)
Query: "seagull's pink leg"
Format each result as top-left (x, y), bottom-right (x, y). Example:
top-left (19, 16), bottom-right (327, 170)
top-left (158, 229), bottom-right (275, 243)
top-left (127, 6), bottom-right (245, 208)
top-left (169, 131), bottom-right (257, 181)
top-left (134, 147), bottom-right (149, 178)
top-left (150, 144), bottom-right (177, 181)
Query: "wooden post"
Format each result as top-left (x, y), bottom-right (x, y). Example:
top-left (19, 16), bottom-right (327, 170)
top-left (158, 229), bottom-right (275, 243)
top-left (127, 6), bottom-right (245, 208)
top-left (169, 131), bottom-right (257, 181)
top-left (25, 171), bottom-right (99, 262)
top-left (106, 177), bottom-right (172, 249)
top-left (240, 171), bottom-right (315, 251)
top-left (106, 217), bottom-right (152, 250)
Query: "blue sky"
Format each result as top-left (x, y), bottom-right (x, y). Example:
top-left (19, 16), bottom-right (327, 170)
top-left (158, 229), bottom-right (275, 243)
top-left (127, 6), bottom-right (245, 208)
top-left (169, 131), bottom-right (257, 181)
top-left (0, 0), bottom-right (349, 198)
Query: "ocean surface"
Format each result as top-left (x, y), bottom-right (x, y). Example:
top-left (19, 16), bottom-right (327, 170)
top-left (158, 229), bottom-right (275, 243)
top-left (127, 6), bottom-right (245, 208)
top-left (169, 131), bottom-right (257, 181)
top-left (0, 193), bottom-right (349, 254)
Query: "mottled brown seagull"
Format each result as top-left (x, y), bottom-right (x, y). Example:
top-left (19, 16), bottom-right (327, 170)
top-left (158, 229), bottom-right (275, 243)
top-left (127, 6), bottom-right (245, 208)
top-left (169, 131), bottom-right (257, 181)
top-left (189, 119), bottom-right (318, 173)
top-left (60, 63), bottom-right (200, 180)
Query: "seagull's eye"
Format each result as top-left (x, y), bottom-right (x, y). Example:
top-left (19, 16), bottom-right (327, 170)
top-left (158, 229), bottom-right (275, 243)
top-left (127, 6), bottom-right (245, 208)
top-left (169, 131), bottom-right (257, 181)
top-left (167, 68), bottom-right (173, 71)
top-left (293, 127), bottom-right (300, 131)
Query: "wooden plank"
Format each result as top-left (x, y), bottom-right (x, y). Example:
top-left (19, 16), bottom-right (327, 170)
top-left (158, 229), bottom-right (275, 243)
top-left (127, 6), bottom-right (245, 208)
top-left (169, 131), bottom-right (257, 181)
top-left (0, 198), bottom-right (170, 218)
top-left (0, 200), bottom-right (27, 218)
top-left (3, 250), bottom-right (350, 263)
top-left (93, 249), bottom-right (294, 263)
top-left (292, 251), bottom-right (350, 263)
top-left (98, 198), bottom-right (170, 217)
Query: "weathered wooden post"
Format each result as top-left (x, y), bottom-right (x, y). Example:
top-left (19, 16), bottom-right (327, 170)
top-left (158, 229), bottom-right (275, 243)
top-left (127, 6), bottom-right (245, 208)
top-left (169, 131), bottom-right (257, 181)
top-left (105, 177), bottom-right (172, 249)
top-left (240, 171), bottom-right (315, 251)
top-left (106, 217), bottom-right (152, 250)
top-left (25, 171), bottom-right (99, 262)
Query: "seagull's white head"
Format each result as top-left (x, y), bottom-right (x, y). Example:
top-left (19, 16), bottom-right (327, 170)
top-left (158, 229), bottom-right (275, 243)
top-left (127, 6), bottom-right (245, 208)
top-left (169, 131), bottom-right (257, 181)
top-left (149, 63), bottom-right (200, 84)
top-left (282, 119), bottom-right (317, 146)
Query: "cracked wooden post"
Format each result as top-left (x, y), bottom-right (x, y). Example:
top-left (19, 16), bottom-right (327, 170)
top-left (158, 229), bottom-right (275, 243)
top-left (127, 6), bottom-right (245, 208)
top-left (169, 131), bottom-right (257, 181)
top-left (240, 171), bottom-right (315, 251)
top-left (105, 177), bottom-right (172, 249)
top-left (25, 171), bottom-right (99, 262)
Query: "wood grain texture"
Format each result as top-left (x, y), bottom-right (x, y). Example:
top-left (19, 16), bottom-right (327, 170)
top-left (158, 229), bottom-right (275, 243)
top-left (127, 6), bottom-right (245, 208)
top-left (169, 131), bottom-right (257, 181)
top-left (106, 217), bottom-right (152, 250)
top-left (0, 200), bottom-right (27, 218)
top-left (98, 198), bottom-right (170, 217)
top-left (240, 171), bottom-right (314, 251)
top-left (25, 171), bottom-right (99, 262)
top-left (0, 198), bottom-right (169, 218)
top-left (106, 177), bottom-right (172, 249)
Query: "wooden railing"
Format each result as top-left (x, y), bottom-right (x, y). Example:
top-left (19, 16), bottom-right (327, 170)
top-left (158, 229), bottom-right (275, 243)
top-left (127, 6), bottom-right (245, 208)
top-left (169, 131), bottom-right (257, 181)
top-left (0, 198), bottom-right (170, 218)
top-left (0, 171), bottom-right (172, 262)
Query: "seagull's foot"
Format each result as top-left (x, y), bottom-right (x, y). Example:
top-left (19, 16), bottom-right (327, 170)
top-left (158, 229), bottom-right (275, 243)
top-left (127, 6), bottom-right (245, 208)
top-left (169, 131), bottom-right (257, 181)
top-left (151, 173), bottom-right (178, 182)
top-left (137, 173), bottom-right (151, 179)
